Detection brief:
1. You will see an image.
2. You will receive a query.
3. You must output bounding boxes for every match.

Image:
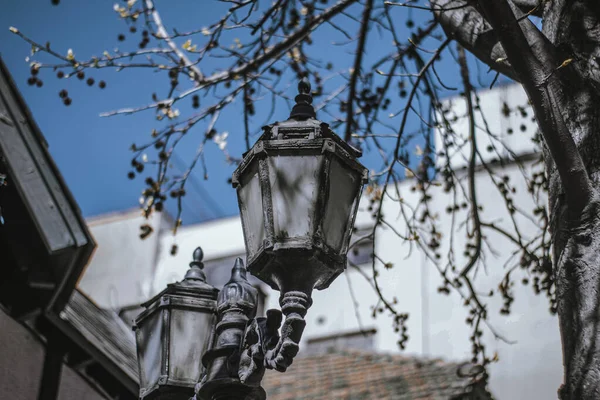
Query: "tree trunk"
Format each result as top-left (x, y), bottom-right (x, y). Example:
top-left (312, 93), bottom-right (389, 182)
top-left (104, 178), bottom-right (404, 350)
top-left (554, 200), bottom-right (600, 399)
top-left (434, 0), bottom-right (600, 398)
top-left (541, 2), bottom-right (600, 398)
top-left (547, 73), bottom-right (600, 399)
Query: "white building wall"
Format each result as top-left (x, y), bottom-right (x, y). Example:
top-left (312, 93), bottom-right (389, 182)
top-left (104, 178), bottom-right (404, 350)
top-left (148, 84), bottom-right (562, 399)
top-left (78, 209), bottom-right (172, 309)
top-left (435, 83), bottom-right (538, 171)
top-left (420, 160), bottom-right (561, 399)
top-left (145, 162), bottom-right (562, 399)
top-left (151, 216), bottom-right (247, 291)
top-left (294, 162), bottom-right (561, 400)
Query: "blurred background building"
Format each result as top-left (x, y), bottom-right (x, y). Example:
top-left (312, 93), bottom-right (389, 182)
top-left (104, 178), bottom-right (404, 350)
top-left (75, 83), bottom-right (562, 399)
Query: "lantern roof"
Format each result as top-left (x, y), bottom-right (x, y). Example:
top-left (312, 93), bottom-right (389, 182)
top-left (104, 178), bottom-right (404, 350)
top-left (257, 79), bottom-right (363, 157)
top-left (232, 79), bottom-right (368, 189)
top-left (135, 247), bottom-right (218, 327)
top-left (145, 247), bottom-right (217, 305)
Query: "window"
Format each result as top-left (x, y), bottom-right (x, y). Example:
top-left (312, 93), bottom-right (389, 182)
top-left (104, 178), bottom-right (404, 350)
top-left (347, 229), bottom-right (373, 267)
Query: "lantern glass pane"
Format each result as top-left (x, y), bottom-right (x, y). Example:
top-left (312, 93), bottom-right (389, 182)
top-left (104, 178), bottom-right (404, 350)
top-left (268, 154), bottom-right (324, 242)
top-left (238, 162), bottom-right (265, 257)
top-left (322, 158), bottom-right (360, 252)
top-left (136, 310), bottom-right (164, 392)
top-left (168, 309), bottom-right (215, 383)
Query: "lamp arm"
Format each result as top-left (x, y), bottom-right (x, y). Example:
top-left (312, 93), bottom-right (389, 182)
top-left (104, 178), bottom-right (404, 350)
top-left (266, 291), bottom-right (311, 371)
top-left (238, 291), bottom-right (312, 385)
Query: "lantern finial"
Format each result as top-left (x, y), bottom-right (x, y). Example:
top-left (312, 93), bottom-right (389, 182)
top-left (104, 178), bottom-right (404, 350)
top-left (184, 247), bottom-right (206, 282)
top-left (289, 78), bottom-right (315, 120)
top-left (192, 246), bottom-right (204, 265)
top-left (231, 257), bottom-right (247, 280)
top-left (298, 77), bottom-right (311, 95)
top-left (217, 258), bottom-right (258, 315)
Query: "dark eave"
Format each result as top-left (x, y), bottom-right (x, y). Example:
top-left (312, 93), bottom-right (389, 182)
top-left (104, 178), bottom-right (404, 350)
top-left (0, 54), bottom-right (95, 317)
top-left (49, 289), bottom-right (139, 393)
top-left (0, 54), bottom-right (139, 399)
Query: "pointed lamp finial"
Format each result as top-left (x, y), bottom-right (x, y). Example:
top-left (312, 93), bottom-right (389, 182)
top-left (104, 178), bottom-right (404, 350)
top-left (192, 247), bottom-right (204, 265)
top-left (230, 257), bottom-right (248, 281)
top-left (289, 78), bottom-right (316, 120)
top-left (217, 257), bottom-right (258, 317)
top-left (184, 246), bottom-right (206, 282)
top-left (298, 77), bottom-right (311, 95)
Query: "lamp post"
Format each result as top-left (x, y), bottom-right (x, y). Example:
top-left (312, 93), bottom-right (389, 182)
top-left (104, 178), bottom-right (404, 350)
top-left (134, 79), bottom-right (368, 400)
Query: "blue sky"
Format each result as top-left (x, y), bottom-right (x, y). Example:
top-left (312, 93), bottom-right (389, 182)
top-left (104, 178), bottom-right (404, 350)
top-left (1, 1), bottom-right (507, 225)
top-left (2, 1), bottom-right (236, 222)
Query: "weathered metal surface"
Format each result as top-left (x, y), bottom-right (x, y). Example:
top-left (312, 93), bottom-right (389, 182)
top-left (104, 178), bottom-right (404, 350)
top-left (134, 248), bottom-right (218, 400)
top-left (197, 257), bottom-right (266, 400)
top-left (135, 81), bottom-right (368, 399)
top-left (226, 79), bottom-right (368, 396)
top-left (232, 79), bottom-right (367, 293)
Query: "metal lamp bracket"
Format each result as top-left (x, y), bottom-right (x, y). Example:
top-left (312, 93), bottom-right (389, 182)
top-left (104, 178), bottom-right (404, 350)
top-left (238, 291), bottom-right (312, 386)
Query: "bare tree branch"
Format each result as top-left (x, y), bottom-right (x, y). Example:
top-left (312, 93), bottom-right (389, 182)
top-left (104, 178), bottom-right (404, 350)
top-left (511, 0), bottom-right (544, 16)
top-left (457, 45), bottom-right (481, 278)
top-left (476, 0), bottom-right (593, 216)
top-left (431, 0), bottom-right (517, 80)
top-left (144, 0), bottom-right (204, 81)
top-left (344, 0), bottom-right (374, 142)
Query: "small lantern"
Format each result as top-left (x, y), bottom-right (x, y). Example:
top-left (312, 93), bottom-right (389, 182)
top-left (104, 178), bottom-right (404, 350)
top-left (134, 248), bottom-right (218, 400)
top-left (232, 79), bottom-right (368, 295)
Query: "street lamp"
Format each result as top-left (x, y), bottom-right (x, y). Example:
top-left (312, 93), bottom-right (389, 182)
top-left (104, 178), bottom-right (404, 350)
top-left (134, 248), bottom-right (218, 400)
top-left (232, 78), bottom-right (368, 296)
top-left (134, 79), bottom-right (368, 400)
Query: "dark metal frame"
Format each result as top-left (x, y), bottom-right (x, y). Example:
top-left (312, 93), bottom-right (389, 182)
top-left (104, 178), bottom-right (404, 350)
top-left (134, 250), bottom-right (218, 400)
top-left (232, 118), bottom-right (368, 291)
top-left (135, 296), bottom-right (217, 398)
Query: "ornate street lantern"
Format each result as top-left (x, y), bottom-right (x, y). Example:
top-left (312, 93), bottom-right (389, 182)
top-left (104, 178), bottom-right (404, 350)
top-left (231, 79), bottom-right (368, 372)
top-left (135, 79), bottom-right (368, 400)
top-left (232, 79), bottom-right (368, 294)
top-left (134, 248), bottom-right (218, 400)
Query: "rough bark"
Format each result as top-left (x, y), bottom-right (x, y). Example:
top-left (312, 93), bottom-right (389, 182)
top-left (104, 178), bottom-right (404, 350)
top-left (555, 200), bottom-right (600, 399)
top-left (433, 0), bottom-right (600, 398)
top-left (512, 0), bottom-right (545, 16)
top-left (541, 2), bottom-right (600, 398)
top-left (431, 0), bottom-right (517, 80)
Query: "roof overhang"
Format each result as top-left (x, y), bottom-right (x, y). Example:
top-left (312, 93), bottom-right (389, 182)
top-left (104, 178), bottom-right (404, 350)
top-left (0, 54), bottom-right (95, 318)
